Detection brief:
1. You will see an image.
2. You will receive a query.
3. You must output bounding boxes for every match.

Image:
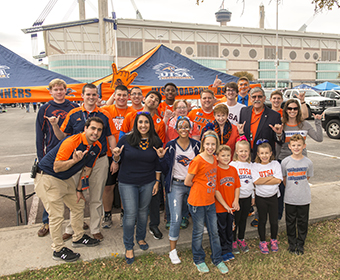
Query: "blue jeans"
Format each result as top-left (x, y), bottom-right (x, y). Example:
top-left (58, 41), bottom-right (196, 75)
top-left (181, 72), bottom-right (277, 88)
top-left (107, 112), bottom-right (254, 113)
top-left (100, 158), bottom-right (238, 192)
top-left (119, 181), bottom-right (154, 250)
top-left (188, 203), bottom-right (223, 266)
top-left (42, 208), bottom-right (49, 224)
top-left (167, 180), bottom-right (190, 241)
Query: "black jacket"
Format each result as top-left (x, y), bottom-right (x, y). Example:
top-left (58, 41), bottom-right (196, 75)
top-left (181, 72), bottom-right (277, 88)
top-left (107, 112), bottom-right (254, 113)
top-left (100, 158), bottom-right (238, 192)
top-left (239, 105), bottom-right (284, 161)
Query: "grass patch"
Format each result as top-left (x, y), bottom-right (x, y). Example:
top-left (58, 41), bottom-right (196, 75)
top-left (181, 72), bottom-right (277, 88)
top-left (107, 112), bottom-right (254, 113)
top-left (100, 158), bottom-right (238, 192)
top-left (2, 218), bottom-right (340, 280)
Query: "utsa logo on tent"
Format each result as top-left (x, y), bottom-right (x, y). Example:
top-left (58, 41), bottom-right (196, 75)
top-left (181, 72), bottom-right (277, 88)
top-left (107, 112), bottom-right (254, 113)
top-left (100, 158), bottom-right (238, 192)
top-left (0, 65), bottom-right (10, 78)
top-left (153, 63), bottom-right (194, 80)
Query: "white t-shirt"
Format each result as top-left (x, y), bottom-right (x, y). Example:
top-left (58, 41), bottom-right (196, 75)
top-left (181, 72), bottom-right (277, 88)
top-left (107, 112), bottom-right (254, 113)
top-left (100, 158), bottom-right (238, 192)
top-left (229, 161), bottom-right (254, 199)
top-left (222, 102), bottom-right (246, 126)
top-left (252, 161), bottom-right (283, 198)
top-left (172, 142), bottom-right (195, 180)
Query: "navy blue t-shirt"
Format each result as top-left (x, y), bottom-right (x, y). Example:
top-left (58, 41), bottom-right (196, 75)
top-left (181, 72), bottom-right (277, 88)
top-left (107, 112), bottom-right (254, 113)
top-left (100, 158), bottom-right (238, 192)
top-left (117, 135), bottom-right (162, 185)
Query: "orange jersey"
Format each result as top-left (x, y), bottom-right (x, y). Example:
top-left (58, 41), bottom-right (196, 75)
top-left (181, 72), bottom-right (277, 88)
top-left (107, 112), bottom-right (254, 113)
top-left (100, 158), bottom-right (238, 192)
top-left (120, 111), bottom-right (166, 143)
top-left (102, 105), bottom-right (135, 143)
top-left (187, 155), bottom-right (217, 207)
top-left (187, 108), bottom-right (215, 134)
top-left (215, 165), bottom-right (240, 213)
top-left (157, 102), bottom-right (174, 119)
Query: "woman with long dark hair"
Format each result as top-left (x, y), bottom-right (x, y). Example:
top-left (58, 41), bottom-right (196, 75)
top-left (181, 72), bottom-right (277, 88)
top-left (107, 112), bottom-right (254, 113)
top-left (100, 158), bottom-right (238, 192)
top-left (112, 112), bottom-right (162, 264)
top-left (278, 99), bottom-right (323, 161)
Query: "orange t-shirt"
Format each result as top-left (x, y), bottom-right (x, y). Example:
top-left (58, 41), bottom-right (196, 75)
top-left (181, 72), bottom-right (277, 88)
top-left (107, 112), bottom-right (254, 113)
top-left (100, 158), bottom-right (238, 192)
top-left (215, 165), bottom-right (241, 213)
top-left (187, 155), bottom-right (217, 207)
top-left (157, 102), bottom-right (173, 119)
top-left (102, 105), bottom-right (135, 143)
top-left (187, 108), bottom-right (215, 134)
top-left (277, 108), bottom-right (283, 118)
top-left (120, 111), bottom-right (166, 143)
top-left (250, 108), bottom-right (264, 148)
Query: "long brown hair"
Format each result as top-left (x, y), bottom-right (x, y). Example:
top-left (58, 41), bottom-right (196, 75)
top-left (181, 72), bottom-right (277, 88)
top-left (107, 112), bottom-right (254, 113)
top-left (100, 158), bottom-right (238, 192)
top-left (282, 99), bottom-right (303, 128)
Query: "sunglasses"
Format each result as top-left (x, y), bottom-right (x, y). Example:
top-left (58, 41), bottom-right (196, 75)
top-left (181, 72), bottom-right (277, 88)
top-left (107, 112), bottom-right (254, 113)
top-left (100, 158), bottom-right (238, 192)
top-left (137, 111), bottom-right (150, 115)
top-left (287, 107), bottom-right (299, 111)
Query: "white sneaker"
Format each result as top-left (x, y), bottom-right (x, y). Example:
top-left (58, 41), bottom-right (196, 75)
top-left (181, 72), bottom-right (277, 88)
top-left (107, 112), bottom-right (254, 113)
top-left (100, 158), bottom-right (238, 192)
top-left (203, 226), bottom-right (208, 234)
top-left (169, 249), bottom-right (181, 264)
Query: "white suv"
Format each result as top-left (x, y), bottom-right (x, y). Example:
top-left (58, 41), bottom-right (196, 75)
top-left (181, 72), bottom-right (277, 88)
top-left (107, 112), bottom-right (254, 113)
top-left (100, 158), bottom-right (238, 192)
top-left (283, 89), bottom-right (336, 117)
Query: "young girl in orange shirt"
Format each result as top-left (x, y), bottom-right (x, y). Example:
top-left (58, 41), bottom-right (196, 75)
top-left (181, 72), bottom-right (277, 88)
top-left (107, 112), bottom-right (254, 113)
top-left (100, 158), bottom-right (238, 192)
top-left (184, 130), bottom-right (229, 275)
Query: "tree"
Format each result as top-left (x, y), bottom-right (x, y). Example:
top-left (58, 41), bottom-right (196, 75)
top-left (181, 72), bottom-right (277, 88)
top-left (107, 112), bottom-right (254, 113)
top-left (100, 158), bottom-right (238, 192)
top-left (312, 0), bottom-right (340, 11)
top-left (233, 71), bottom-right (254, 81)
top-left (195, 0), bottom-right (340, 12)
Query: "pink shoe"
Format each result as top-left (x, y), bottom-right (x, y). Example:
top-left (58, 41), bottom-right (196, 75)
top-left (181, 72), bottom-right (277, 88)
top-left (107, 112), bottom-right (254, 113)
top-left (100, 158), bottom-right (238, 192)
top-left (270, 239), bottom-right (279, 252)
top-left (259, 241), bottom-right (269, 254)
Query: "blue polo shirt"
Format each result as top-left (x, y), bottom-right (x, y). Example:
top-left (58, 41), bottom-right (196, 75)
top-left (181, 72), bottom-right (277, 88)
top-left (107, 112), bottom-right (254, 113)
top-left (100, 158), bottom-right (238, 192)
top-left (60, 104), bottom-right (114, 155)
top-left (38, 133), bottom-right (102, 180)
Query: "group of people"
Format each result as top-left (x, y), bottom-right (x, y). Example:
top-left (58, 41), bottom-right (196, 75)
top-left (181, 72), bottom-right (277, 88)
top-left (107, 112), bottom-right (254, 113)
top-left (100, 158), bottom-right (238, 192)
top-left (34, 76), bottom-right (322, 274)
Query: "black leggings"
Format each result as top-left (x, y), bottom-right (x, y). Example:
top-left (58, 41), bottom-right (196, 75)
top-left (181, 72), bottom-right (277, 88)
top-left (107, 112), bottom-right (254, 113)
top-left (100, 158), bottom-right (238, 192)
top-left (233, 196), bottom-right (252, 241)
top-left (256, 194), bottom-right (278, 241)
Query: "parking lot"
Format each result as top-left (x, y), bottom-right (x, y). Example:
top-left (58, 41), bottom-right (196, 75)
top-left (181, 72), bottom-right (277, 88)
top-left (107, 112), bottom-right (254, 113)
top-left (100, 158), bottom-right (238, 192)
top-left (1, 106), bottom-right (340, 229)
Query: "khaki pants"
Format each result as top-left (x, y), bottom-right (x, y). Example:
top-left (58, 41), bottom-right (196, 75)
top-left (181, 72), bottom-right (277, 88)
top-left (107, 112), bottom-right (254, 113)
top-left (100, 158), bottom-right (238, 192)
top-left (65, 156), bottom-right (109, 235)
top-left (35, 173), bottom-right (84, 252)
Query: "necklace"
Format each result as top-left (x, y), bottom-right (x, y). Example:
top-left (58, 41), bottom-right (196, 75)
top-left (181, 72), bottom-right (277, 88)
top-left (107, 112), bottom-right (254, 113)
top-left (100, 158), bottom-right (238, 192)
top-left (139, 138), bottom-right (149, 150)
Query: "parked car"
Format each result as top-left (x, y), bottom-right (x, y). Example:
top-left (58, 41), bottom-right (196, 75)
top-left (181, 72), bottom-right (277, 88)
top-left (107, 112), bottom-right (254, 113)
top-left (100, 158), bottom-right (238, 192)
top-left (283, 89), bottom-right (336, 118)
top-left (320, 90), bottom-right (340, 106)
top-left (322, 107), bottom-right (340, 139)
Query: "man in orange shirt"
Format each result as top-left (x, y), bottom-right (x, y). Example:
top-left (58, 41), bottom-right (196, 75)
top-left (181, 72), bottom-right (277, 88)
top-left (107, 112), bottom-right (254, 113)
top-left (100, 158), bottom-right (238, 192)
top-left (120, 90), bottom-right (165, 143)
top-left (239, 87), bottom-right (284, 162)
top-left (158, 83), bottom-right (177, 119)
top-left (188, 89), bottom-right (216, 134)
top-left (130, 87), bottom-right (144, 111)
top-left (101, 85), bottom-right (134, 228)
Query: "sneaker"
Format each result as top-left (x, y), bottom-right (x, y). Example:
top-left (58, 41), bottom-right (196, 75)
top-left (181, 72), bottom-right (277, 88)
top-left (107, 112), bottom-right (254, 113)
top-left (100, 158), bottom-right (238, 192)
top-left (203, 226), bottom-right (208, 234)
top-left (288, 246), bottom-right (296, 254)
top-left (149, 226), bottom-right (163, 239)
top-left (237, 239), bottom-right (249, 253)
top-left (216, 262), bottom-right (229, 274)
top-left (72, 234), bottom-right (100, 248)
top-left (180, 217), bottom-right (189, 229)
top-left (270, 239), bottom-right (279, 252)
top-left (195, 262), bottom-right (209, 273)
top-left (259, 241), bottom-right (269, 254)
top-left (169, 249), bottom-right (181, 264)
top-left (165, 221), bottom-right (170, 230)
top-left (222, 252), bottom-right (235, 262)
top-left (120, 210), bottom-right (124, 227)
top-left (37, 224), bottom-right (49, 237)
top-left (251, 218), bottom-right (258, 227)
top-left (102, 215), bottom-right (112, 229)
top-left (296, 246), bottom-right (304, 255)
top-left (248, 206), bottom-right (255, 217)
top-left (232, 241), bottom-right (240, 254)
top-left (53, 247), bottom-right (80, 262)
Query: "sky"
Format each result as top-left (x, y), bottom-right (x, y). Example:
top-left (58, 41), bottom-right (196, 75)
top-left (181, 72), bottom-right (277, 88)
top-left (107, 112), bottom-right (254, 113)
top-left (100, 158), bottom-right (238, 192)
top-left (1, 0), bottom-right (339, 63)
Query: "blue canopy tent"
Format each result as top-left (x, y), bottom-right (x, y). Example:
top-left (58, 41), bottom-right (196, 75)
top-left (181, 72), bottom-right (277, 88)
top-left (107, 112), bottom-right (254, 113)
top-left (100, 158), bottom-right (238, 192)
top-left (314, 82), bottom-right (339, 91)
top-left (0, 44), bottom-right (84, 103)
top-left (293, 84), bottom-right (316, 90)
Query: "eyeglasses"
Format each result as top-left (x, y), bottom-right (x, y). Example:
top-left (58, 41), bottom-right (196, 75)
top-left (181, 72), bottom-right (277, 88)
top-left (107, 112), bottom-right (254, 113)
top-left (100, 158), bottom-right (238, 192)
top-left (287, 107), bottom-right (299, 111)
top-left (251, 95), bottom-right (264, 99)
